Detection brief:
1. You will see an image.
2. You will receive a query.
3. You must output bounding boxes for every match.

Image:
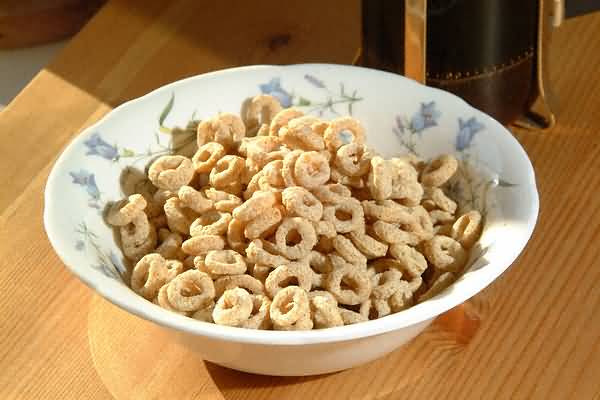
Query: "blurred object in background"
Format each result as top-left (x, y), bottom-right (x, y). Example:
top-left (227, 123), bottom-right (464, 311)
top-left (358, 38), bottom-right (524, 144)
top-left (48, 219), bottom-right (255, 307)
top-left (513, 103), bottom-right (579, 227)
top-left (0, 0), bottom-right (105, 49)
top-left (360, 0), bottom-right (574, 129)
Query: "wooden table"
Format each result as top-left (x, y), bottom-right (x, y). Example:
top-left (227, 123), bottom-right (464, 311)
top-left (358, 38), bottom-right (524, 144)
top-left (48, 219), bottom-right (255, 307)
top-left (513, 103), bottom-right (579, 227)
top-left (1, 1), bottom-right (599, 399)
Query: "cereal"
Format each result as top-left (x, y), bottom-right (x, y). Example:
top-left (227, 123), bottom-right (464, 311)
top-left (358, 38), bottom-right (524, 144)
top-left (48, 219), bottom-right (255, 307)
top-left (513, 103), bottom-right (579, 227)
top-left (279, 116), bottom-right (325, 151)
top-left (213, 287), bottom-right (254, 326)
top-left (274, 217), bottom-right (317, 259)
top-left (214, 274), bottom-right (264, 297)
top-left (131, 254), bottom-right (167, 299)
top-left (420, 154), bottom-right (458, 187)
top-left (192, 142), bottom-right (225, 173)
top-left (334, 143), bottom-right (371, 177)
top-left (322, 197), bottom-right (365, 234)
top-left (451, 210), bottom-right (483, 249)
top-left (309, 291), bottom-right (344, 328)
top-left (348, 230), bottom-right (388, 259)
top-left (166, 270), bottom-right (215, 312)
top-left (204, 249), bottom-right (247, 275)
top-left (294, 151), bottom-right (331, 189)
top-left (325, 255), bottom-right (372, 305)
top-left (111, 101), bottom-right (483, 330)
top-left (265, 262), bottom-right (313, 298)
top-left (148, 155), bottom-right (195, 191)
top-left (332, 235), bottom-right (367, 267)
top-left (178, 185), bottom-right (213, 213)
top-left (269, 107), bottom-right (304, 136)
top-left (181, 234), bottom-right (225, 256)
top-left (423, 235), bottom-right (467, 272)
top-left (324, 117), bottom-right (365, 151)
top-left (106, 194), bottom-right (147, 226)
top-left (269, 286), bottom-right (313, 330)
top-left (282, 187), bottom-right (323, 222)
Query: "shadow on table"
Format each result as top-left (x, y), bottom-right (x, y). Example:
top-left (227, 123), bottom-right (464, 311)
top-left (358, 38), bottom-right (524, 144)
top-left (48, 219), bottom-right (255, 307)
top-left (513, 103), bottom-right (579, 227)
top-left (44, 0), bottom-right (360, 109)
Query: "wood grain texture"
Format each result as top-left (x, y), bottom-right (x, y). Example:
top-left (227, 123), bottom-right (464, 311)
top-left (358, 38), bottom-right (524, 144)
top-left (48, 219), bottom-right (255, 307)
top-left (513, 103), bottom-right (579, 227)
top-left (0, 1), bottom-right (599, 399)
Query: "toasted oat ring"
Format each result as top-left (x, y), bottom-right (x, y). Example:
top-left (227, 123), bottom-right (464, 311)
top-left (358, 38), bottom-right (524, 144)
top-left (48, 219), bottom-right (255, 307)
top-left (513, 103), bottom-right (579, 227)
top-left (190, 211), bottom-right (232, 237)
top-left (226, 218), bottom-right (248, 254)
top-left (265, 262), bottom-right (313, 298)
top-left (244, 206), bottom-right (283, 240)
top-left (214, 274), bottom-right (265, 298)
top-left (371, 269), bottom-right (404, 300)
top-left (245, 94), bottom-right (283, 134)
top-left (275, 217), bottom-right (317, 259)
top-left (429, 210), bottom-right (455, 226)
top-left (204, 249), bottom-right (247, 275)
top-left (246, 239), bottom-right (289, 268)
top-left (423, 235), bottom-right (467, 272)
top-left (418, 272), bottom-right (456, 302)
top-left (213, 288), bottom-right (254, 327)
top-left (451, 210), bottom-right (483, 249)
top-left (322, 197), bottom-right (365, 233)
top-left (209, 155), bottom-right (244, 189)
top-left (367, 156), bottom-right (393, 200)
top-left (131, 253), bottom-right (168, 299)
top-left (293, 151), bottom-right (331, 189)
top-left (181, 234), bottom-right (225, 256)
top-left (323, 117), bottom-right (365, 151)
top-left (389, 277), bottom-right (423, 311)
top-left (204, 187), bottom-right (242, 213)
top-left (241, 294), bottom-right (272, 329)
top-left (370, 220), bottom-right (419, 246)
top-left (155, 229), bottom-right (184, 260)
top-left (155, 284), bottom-right (189, 316)
top-left (422, 186), bottom-right (458, 214)
top-left (120, 212), bottom-right (157, 261)
top-left (279, 116), bottom-right (325, 150)
top-left (348, 230), bottom-right (388, 259)
top-left (106, 194), bottom-right (147, 226)
top-left (166, 270), bottom-right (215, 312)
top-left (332, 235), bottom-right (367, 267)
top-left (388, 243), bottom-right (428, 278)
top-left (420, 154), bottom-right (458, 187)
top-left (362, 200), bottom-right (414, 224)
top-left (404, 206), bottom-right (434, 241)
top-left (191, 301), bottom-right (215, 322)
top-left (269, 286), bottom-right (313, 330)
top-left (198, 112), bottom-right (246, 148)
top-left (148, 155), bottom-right (195, 191)
top-left (251, 264), bottom-right (271, 283)
top-left (338, 307), bottom-right (368, 325)
top-left (325, 255), bottom-right (372, 305)
top-left (334, 143), bottom-right (371, 177)
top-left (163, 197), bottom-right (196, 235)
top-left (309, 291), bottom-right (343, 328)
top-left (312, 220), bottom-right (337, 239)
top-left (232, 190), bottom-right (277, 222)
top-left (281, 150), bottom-right (302, 187)
top-left (269, 108), bottom-right (304, 136)
top-left (192, 142), bottom-right (226, 173)
top-left (178, 185), bottom-right (213, 214)
top-left (282, 187), bottom-right (323, 222)
top-left (262, 159), bottom-right (285, 187)
top-left (311, 183), bottom-right (352, 204)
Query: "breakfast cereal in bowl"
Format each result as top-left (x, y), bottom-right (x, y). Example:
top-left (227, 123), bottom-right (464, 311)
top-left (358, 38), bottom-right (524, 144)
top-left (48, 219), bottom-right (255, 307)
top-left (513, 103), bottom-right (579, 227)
top-left (44, 64), bottom-right (538, 375)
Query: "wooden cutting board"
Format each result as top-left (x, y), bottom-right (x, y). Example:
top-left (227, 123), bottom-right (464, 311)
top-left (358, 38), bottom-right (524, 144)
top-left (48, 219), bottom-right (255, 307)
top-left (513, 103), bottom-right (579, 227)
top-left (0, 1), bottom-right (599, 399)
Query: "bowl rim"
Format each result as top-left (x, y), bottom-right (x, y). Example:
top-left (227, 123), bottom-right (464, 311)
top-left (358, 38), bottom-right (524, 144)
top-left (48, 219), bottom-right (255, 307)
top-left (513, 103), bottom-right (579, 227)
top-left (44, 63), bottom-right (539, 345)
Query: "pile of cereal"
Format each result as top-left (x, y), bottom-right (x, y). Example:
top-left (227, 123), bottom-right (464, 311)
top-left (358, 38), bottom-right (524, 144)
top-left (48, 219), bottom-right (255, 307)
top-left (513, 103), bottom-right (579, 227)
top-left (106, 94), bottom-right (483, 330)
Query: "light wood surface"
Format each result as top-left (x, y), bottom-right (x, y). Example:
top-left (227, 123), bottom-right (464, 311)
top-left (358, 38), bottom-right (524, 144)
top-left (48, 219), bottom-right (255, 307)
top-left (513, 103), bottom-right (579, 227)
top-left (1, 1), bottom-right (599, 399)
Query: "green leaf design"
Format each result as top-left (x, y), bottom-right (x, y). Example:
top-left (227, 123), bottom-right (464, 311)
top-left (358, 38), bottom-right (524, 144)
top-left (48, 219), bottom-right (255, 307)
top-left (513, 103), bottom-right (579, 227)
top-left (498, 179), bottom-right (518, 188)
top-left (120, 148), bottom-right (135, 157)
top-left (158, 92), bottom-right (175, 128)
top-left (297, 97), bottom-right (311, 106)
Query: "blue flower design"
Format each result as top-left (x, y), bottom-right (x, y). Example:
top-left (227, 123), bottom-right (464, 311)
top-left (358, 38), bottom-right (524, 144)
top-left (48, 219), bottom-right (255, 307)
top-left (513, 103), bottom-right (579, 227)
top-left (304, 74), bottom-right (326, 88)
top-left (456, 117), bottom-right (485, 151)
top-left (75, 240), bottom-right (85, 251)
top-left (109, 251), bottom-right (125, 275)
top-left (84, 133), bottom-right (119, 161)
top-left (410, 101), bottom-right (441, 133)
top-left (70, 169), bottom-right (101, 206)
top-left (259, 78), bottom-right (292, 107)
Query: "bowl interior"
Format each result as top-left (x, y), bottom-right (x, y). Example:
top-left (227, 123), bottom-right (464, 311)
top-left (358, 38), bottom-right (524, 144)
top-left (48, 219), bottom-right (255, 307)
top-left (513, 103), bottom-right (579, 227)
top-left (44, 64), bottom-right (538, 344)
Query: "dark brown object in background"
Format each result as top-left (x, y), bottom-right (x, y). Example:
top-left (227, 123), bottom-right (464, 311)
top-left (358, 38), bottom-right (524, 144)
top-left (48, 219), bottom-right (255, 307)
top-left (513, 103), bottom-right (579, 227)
top-left (0, 0), bottom-right (106, 49)
top-left (360, 0), bottom-right (558, 127)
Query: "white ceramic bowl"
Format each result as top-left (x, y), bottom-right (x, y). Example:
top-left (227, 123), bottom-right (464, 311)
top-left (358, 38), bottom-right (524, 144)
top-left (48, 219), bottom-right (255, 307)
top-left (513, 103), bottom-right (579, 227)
top-left (44, 64), bottom-right (538, 376)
